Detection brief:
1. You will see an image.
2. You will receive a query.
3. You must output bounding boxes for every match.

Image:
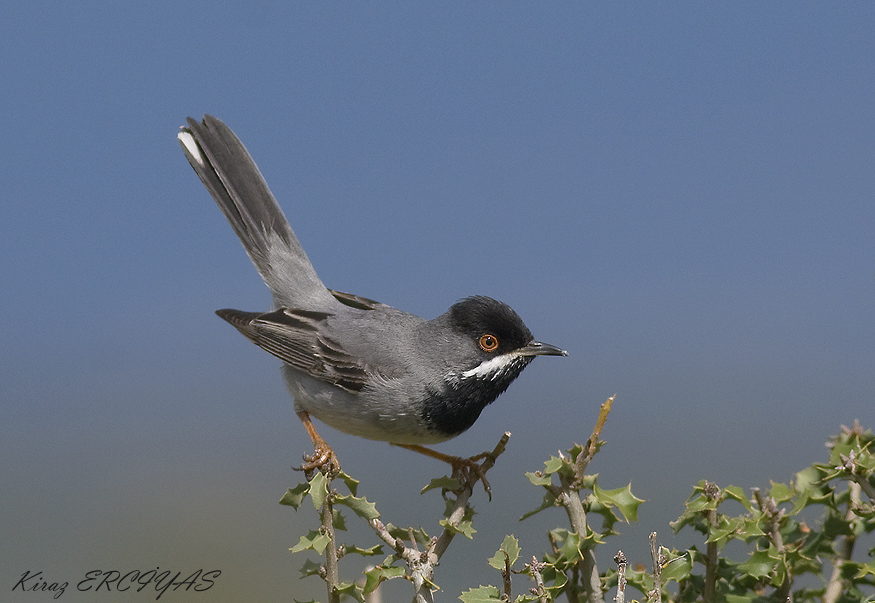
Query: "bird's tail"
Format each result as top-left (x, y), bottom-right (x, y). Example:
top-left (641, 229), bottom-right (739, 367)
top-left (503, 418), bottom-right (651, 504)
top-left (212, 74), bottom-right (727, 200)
top-left (179, 115), bottom-right (335, 309)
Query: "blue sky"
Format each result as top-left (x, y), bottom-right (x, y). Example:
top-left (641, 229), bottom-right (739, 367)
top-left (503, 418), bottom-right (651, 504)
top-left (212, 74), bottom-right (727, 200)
top-left (3, 3), bottom-right (874, 601)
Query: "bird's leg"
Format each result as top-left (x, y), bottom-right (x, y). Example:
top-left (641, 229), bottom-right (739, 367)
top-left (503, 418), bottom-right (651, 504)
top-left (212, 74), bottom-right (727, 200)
top-left (392, 443), bottom-right (495, 499)
top-left (295, 411), bottom-right (340, 475)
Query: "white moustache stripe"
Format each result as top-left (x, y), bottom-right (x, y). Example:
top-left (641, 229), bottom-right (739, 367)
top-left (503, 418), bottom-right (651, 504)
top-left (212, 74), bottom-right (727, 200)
top-left (461, 352), bottom-right (523, 380)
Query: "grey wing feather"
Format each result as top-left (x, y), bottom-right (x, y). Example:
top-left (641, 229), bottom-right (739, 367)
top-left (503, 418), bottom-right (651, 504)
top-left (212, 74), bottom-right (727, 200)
top-left (216, 308), bottom-right (370, 393)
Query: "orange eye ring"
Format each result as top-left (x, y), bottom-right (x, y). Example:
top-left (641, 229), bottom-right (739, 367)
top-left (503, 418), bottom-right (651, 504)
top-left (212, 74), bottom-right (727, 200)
top-left (479, 334), bottom-right (499, 352)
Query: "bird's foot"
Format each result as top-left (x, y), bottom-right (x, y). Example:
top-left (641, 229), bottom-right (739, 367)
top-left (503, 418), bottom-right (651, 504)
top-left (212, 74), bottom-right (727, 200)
top-left (392, 443), bottom-right (497, 499)
top-left (294, 410), bottom-right (340, 477)
top-left (294, 438), bottom-right (341, 477)
top-left (447, 452), bottom-right (495, 500)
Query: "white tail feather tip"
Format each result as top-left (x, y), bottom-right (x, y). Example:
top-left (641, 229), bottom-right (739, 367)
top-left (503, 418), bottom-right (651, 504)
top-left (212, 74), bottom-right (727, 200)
top-left (177, 130), bottom-right (205, 168)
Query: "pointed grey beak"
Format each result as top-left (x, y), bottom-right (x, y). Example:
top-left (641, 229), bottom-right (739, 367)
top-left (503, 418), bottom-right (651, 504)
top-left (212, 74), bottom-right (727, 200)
top-left (520, 341), bottom-right (568, 357)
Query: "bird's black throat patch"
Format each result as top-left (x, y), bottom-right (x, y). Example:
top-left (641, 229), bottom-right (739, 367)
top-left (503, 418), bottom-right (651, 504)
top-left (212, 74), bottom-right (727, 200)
top-left (421, 356), bottom-right (533, 437)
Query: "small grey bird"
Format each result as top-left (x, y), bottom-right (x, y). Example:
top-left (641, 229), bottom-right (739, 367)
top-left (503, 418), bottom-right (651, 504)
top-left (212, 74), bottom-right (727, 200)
top-left (178, 115), bottom-right (566, 481)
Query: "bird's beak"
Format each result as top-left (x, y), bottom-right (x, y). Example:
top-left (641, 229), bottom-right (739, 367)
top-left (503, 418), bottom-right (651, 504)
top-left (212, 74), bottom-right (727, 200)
top-left (520, 341), bottom-right (568, 357)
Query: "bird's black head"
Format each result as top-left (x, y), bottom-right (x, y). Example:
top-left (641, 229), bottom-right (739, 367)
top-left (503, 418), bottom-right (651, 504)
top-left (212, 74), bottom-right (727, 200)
top-left (449, 296), bottom-right (535, 357)
top-left (421, 296), bottom-right (566, 438)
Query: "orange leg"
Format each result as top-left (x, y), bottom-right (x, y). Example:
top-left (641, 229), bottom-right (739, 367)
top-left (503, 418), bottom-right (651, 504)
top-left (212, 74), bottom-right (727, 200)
top-left (296, 411), bottom-right (340, 473)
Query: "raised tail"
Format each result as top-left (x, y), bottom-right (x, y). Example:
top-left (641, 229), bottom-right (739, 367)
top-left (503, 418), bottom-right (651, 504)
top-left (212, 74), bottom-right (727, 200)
top-left (179, 115), bottom-right (335, 309)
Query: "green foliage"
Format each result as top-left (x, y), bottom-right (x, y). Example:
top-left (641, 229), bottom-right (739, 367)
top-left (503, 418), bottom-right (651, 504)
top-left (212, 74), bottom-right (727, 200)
top-left (280, 414), bottom-right (875, 602)
top-left (487, 534), bottom-right (521, 570)
top-left (659, 421), bottom-right (875, 602)
top-left (458, 585), bottom-right (502, 603)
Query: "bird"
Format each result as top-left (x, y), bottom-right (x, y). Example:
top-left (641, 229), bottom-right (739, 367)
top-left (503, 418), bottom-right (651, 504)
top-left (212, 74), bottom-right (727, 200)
top-left (178, 115), bottom-right (566, 488)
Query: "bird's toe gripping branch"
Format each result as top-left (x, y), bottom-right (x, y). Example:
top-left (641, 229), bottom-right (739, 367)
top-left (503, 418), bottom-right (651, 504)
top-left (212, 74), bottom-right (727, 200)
top-left (393, 432), bottom-right (511, 500)
top-left (295, 411), bottom-right (341, 476)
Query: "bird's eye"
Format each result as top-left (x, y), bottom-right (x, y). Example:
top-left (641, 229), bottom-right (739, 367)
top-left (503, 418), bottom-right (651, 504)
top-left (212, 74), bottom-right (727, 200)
top-left (478, 334), bottom-right (499, 352)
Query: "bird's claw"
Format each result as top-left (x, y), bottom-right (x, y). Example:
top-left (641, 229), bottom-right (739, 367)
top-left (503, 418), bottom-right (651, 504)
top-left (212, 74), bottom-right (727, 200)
top-left (294, 440), bottom-right (340, 477)
top-left (449, 453), bottom-right (495, 500)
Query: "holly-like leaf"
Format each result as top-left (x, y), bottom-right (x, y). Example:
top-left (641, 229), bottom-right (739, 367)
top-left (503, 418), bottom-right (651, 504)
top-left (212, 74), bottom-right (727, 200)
top-left (342, 544), bottom-right (383, 557)
top-left (334, 581), bottom-right (365, 603)
top-left (290, 529), bottom-right (331, 554)
top-left (332, 508), bottom-right (347, 531)
top-left (486, 550), bottom-right (505, 571)
top-left (540, 563), bottom-right (568, 598)
top-left (440, 517), bottom-right (476, 538)
top-left (737, 548), bottom-right (777, 579)
top-left (769, 480), bottom-right (794, 503)
top-left (487, 534), bottom-right (521, 570)
top-left (298, 558), bottom-right (322, 577)
top-left (337, 471), bottom-right (359, 496)
top-left (723, 485), bottom-right (754, 512)
top-left (543, 455), bottom-right (568, 475)
top-left (279, 482), bottom-right (310, 509)
top-left (791, 466), bottom-right (833, 513)
top-left (500, 534), bottom-right (520, 566)
top-left (309, 471), bottom-right (329, 510)
top-left (334, 493), bottom-right (379, 520)
top-left (363, 565), bottom-right (406, 594)
top-left (459, 585), bottom-right (502, 602)
top-left (553, 530), bottom-right (585, 568)
top-left (592, 482), bottom-right (643, 523)
top-left (520, 492), bottom-right (557, 521)
top-left (421, 475), bottom-right (461, 494)
top-left (525, 471), bottom-right (553, 487)
top-left (386, 523), bottom-right (431, 544)
top-left (660, 550), bottom-right (693, 583)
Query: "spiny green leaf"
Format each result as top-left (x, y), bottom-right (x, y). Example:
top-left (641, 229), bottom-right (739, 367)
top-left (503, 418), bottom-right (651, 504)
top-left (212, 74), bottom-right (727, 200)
top-left (487, 534), bottom-right (521, 570)
top-left (538, 560), bottom-right (568, 595)
top-left (363, 565), bottom-right (406, 593)
top-left (290, 529), bottom-right (331, 554)
top-left (298, 558), bottom-right (322, 577)
top-left (421, 475), bottom-right (461, 494)
top-left (684, 493), bottom-right (720, 513)
top-left (459, 585), bottom-right (502, 602)
top-left (768, 480), bottom-right (794, 503)
top-left (723, 485), bottom-right (753, 512)
top-left (486, 550), bottom-right (505, 571)
top-left (386, 523), bottom-right (431, 544)
top-left (332, 508), bottom-right (347, 531)
top-left (660, 550), bottom-right (693, 583)
top-left (440, 517), bottom-right (476, 538)
top-left (791, 466), bottom-right (833, 513)
top-left (592, 482), bottom-right (643, 523)
top-left (334, 493), bottom-right (379, 520)
top-left (309, 471), bottom-right (329, 510)
top-left (556, 531), bottom-right (584, 567)
top-left (525, 471), bottom-right (553, 486)
top-left (543, 455), bottom-right (568, 475)
top-left (337, 471), bottom-right (359, 496)
top-left (333, 581), bottom-right (364, 603)
top-left (732, 517), bottom-right (767, 542)
top-left (500, 534), bottom-right (521, 566)
top-left (279, 482), bottom-right (310, 509)
top-left (520, 491), bottom-right (557, 521)
top-left (567, 443), bottom-right (585, 462)
top-left (853, 560), bottom-right (875, 580)
top-left (736, 548), bottom-right (777, 579)
top-left (342, 544), bottom-right (383, 557)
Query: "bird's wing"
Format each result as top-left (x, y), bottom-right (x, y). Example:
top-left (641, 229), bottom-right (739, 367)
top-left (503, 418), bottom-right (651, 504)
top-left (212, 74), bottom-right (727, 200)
top-left (215, 307), bottom-right (372, 393)
top-left (328, 289), bottom-right (386, 311)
